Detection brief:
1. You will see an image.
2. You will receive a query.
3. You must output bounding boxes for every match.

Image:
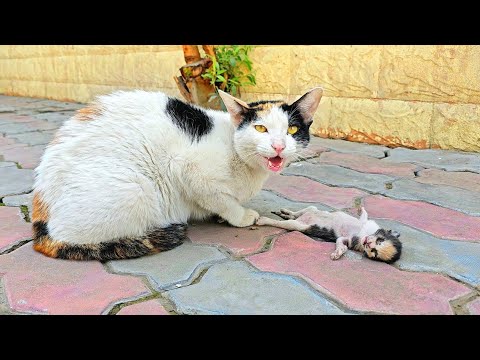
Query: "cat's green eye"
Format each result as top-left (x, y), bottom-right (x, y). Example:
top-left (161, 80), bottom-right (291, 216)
top-left (287, 126), bottom-right (298, 135)
top-left (255, 125), bottom-right (268, 133)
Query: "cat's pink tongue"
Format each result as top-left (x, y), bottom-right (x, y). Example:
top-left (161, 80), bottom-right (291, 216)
top-left (267, 156), bottom-right (284, 172)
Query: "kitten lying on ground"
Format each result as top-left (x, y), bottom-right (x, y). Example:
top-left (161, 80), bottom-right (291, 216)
top-left (256, 206), bottom-right (402, 263)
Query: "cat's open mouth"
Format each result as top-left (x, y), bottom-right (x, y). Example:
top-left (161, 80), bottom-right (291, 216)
top-left (267, 156), bottom-right (284, 172)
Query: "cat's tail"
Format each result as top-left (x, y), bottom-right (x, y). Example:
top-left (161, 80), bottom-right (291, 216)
top-left (32, 221), bottom-right (187, 261)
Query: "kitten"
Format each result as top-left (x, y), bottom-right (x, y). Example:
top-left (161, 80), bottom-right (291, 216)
top-left (256, 206), bottom-right (402, 263)
top-left (32, 87), bottom-right (323, 260)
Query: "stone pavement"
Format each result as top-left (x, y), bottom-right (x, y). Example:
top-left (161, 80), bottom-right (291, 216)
top-left (1, 95), bottom-right (479, 315)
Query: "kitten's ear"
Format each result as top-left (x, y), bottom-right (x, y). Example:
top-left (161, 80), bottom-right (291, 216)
top-left (289, 87), bottom-right (323, 124)
top-left (359, 207), bottom-right (368, 223)
top-left (218, 90), bottom-right (250, 126)
top-left (389, 230), bottom-right (401, 238)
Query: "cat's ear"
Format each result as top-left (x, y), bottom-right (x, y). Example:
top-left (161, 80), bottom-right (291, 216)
top-left (218, 90), bottom-right (250, 126)
top-left (359, 207), bottom-right (368, 223)
top-left (289, 87), bottom-right (323, 124)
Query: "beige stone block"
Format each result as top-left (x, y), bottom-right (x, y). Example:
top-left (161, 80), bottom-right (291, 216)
top-left (311, 97), bottom-right (433, 149)
top-left (244, 46), bottom-right (291, 94)
top-left (290, 45), bottom-right (382, 98)
top-left (241, 92), bottom-right (289, 103)
top-left (431, 103), bottom-right (480, 152)
top-left (379, 45), bottom-right (480, 104)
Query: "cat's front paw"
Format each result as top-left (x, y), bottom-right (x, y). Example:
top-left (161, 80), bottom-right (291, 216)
top-left (231, 208), bottom-right (259, 227)
top-left (256, 216), bottom-right (271, 226)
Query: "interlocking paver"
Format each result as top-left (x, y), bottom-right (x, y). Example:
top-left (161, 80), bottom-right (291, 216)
top-left (0, 245), bottom-right (150, 314)
top-left (309, 151), bottom-right (418, 177)
top-left (116, 300), bottom-right (169, 315)
top-left (0, 207), bottom-right (31, 253)
top-left (248, 232), bottom-right (471, 314)
top-left (364, 195), bottom-right (480, 242)
top-left (109, 244), bottom-right (227, 290)
top-left (308, 137), bottom-right (388, 158)
top-left (284, 163), bottom-right (394, 194)
top-left (0, 167), bottom-right (34, 197)
top-left (164, 260), bottom-right (346, 315)
top-left (264, 174), bottom-right (366, 209)
top-left (415, 169), bottom-right (480, 193)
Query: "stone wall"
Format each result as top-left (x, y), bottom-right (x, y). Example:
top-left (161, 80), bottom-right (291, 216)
top-left (1, 45), bottom-right (478, 151)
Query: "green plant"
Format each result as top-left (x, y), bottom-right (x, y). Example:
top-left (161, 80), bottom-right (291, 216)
top-left (202, 45), bottom-right (256, 98)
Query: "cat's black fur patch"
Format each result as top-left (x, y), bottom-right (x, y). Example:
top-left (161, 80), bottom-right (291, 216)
top-left (166, 98), bottom-right (213, 141)
top-left (33, 221), bottom-right (48, 237)
top-left (350, 235), bottom-right (360, 250)
top-left (280, 103), bottom-right (311, 147)
top-left (237, 108), bottom-right (259, 129)
top-left (248, 100), bottom-right (283, 107)
top-left (304, 225), bottom-right (337, 242)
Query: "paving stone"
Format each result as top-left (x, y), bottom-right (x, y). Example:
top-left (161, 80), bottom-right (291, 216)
top-left (377, 219), bottom-right (480, 287)
top-left (0, 206), bottom-right (31, 253)
top-left (0, 114), bottom-right (39, 125)
top-left (364, 195), bottom-right (480, 242)
top-left (0, 279), bottom-right (16, 315)
top-left (0, 167), bottom-right (34, 197)
top-left (385, 148), bottom-right (480, 173)
top-left (0, 135), bottom-right (17, 146)
top-left (9, 131), bottom-right (55, 146)
top-left (247, 232), bottom-right (470, 314)
top-left (108, 244), bottom-right (227, 291)
top-left (416, 169), bottom-right (480, 193)
top-left (386, 179), bottom-right (480, 216)
top-left (164, 260), bottom-right (345, 315)
top-left (32, 111), bottom-right (75, 123)
top-left (2, 192), bottom-right (33, 208)
top-left (188, 220), bottom-right (284, 256)
top-left (1, 145), bottom-right (45, 169)
top-left (309, 151), bottom-right (418, 177)
top-left (0, 121), bottom-right (59, 135)
top-left (467, 298), bottom-right (480, 315)
top-left (264, 174), bottom-right (366, 209)
top-left (0, 162), bottom-right (16, 168)
top-left (0, 106), bottom-right (15, 113)
top-left (308, 137), bottom-right (388, 158)
top-left (244, 190), bottom-right (333, 217)
top-left (116, 300), bottom-right (169, 315)
top-left (0, 245), bottom-right (150, 314)
top-left (284, 163), bottom-right (394, 194)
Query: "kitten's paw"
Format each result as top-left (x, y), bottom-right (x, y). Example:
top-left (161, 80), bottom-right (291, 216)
top-left (273, 208), bottom-right (294, 219)
top-left (330, 252), bottom-right (343, 260)
top-left (233, 208), bottom-right (260, 227)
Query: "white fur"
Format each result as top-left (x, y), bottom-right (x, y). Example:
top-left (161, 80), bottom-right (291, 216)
top-left (34, 90), bottom-right (314, 245)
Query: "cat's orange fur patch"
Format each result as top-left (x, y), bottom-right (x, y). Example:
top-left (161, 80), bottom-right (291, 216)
top-left (74, 104), bottom-right (102, 121)
top-left (32, 192), bottom-right (49, 222)
top-left (377, 241), bottom-right (397, 261)
top-left (251, 102), bottom-right (286, 117)
top-left (33, 237), bottom-right (61, 258)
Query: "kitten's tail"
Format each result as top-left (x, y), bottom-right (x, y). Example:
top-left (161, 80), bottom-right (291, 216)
top-left (32, 221), bottom-right (187, 261)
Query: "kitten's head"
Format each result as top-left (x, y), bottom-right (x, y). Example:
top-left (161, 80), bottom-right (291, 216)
top-left (218, 87), bottom-right (323, 172)
top-left (361, 228), bottom-right (402, 264)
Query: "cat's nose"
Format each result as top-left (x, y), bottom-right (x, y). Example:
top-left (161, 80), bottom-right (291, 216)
top-left (271, 143), bottom-right (285, 154)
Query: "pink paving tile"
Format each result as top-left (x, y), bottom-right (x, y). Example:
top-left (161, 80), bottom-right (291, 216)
top-left (364, 195), bottom-right (480, 242)
top-left (0, 114), bottom-right (39, 123)
top-left (247, 232), bottom-right (470, 314)
top-left (467, 298), bottom-right (480, 315)
top-left (117, 300), bottom-right (169, 315)
top-left (0, 245), bottom-right (150, 314)
top-left (416, 169), bottom-right (480, 193)
top-left (1, 145), bottom-right (45, 169)
top-left (311, 152), bottom-right (417, 177)
top-left (188, 222), bottom-right (284, 256)
top-left (0, 207), bottom-right (32, 252)
top-left (264, 175), bottom-right (366, 209)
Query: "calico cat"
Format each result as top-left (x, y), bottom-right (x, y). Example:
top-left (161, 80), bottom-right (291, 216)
top-left (32, 87), bottom-right (323, 261)
top-left (256, 206), bottom-right (402, 263)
